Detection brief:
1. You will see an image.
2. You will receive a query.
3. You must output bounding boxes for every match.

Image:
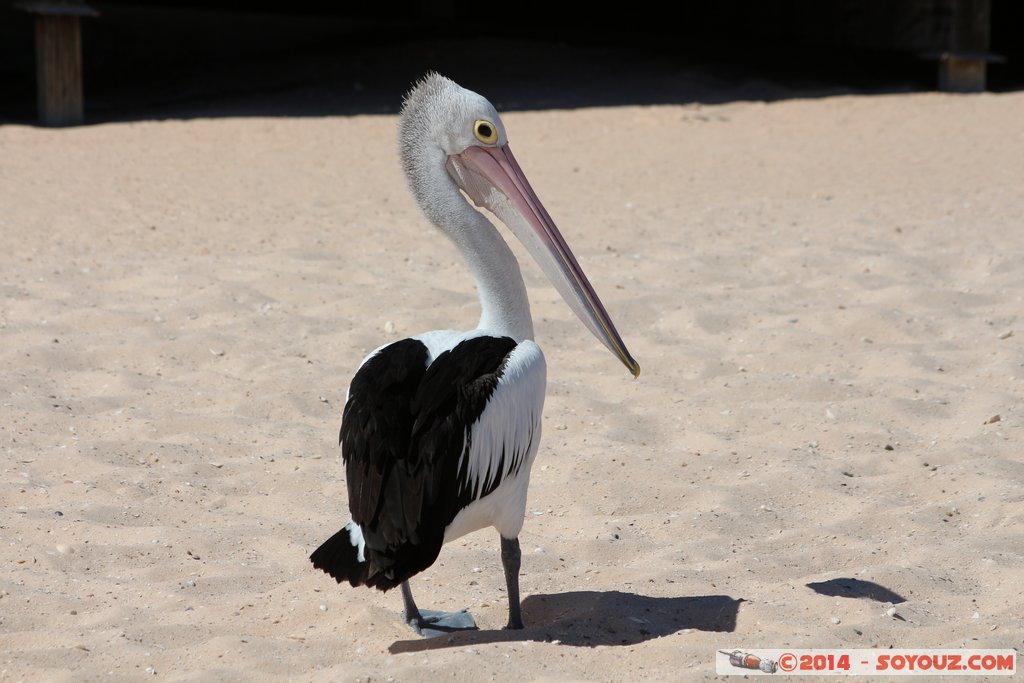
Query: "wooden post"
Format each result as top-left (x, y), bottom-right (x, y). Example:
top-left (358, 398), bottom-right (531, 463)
top-left (34, 14), bottom-right (83, 126)
top-left (16, 2), bottom-right (99, 127)
top-left (938, 0), bottom-right (991, 92)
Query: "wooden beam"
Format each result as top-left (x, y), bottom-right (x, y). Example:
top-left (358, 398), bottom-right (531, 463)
top-left (938, 53), bottom-right (987, 92)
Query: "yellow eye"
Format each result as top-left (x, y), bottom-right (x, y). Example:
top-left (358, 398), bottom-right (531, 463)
top-left (473, 119), bottom-right (498, 144)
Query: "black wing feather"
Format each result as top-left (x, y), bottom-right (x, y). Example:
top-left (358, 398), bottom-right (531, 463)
top-left (341, 338), bottom-right (428, 534)
top-left (336, 335), bottom-right (517, 590)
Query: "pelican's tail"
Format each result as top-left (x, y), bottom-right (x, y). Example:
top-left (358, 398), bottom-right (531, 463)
top-left (310, 521), bottom-right (371, 588)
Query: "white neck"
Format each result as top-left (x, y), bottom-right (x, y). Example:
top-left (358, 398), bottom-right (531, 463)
top-left (404, 149), bottom-right (534, 342)
top-left (446, 199), bottom-right (535, 341)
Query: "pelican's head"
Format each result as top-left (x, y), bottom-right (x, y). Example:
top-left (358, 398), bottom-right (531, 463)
top-left (399, 73), bottom-right (639, 378)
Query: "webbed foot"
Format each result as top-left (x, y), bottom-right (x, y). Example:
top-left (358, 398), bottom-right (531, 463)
top-left (405, 608), bottom-right (478, 638)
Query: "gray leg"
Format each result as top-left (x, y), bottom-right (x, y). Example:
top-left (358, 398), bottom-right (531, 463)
top-left (501, 536), bottom-right (524, 629)
top-left (399, 580), bottom-right (477, 638)
top-left (400, 581), bottom-right (423, 625)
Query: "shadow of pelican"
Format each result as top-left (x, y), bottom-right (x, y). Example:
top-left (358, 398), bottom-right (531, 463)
top-left (389, 591), bottom-right (741, 653)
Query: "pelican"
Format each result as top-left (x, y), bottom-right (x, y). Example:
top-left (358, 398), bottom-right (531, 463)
top-left (310, 73), bottom-right (638, 637)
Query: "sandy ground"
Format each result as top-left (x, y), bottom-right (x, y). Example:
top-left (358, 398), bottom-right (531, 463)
top-left (2, 88), bottom-right (1023, 681)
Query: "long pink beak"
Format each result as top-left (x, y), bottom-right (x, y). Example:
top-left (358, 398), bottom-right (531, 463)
top-left (447, 144), bottom-right (639, 378)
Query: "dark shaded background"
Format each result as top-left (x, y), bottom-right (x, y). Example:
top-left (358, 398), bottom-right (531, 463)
top-left (1, 0), bottom-right (1022, 124)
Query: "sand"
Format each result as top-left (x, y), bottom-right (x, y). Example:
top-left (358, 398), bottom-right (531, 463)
top-left (2, 90), bottom-right (1022, 681)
